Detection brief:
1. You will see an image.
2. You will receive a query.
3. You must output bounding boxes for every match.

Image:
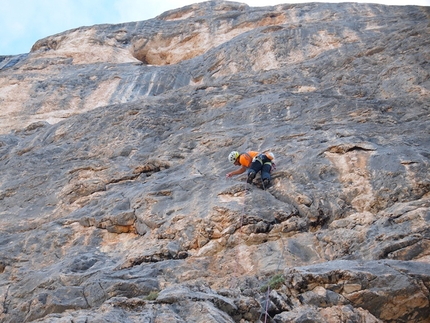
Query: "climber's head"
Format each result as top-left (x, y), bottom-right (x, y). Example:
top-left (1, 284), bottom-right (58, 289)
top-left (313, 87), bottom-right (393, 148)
top-left (228, 151), bottom-right (239, 164)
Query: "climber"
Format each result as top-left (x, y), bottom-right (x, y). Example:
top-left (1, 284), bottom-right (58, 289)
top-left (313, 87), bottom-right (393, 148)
top-left (226, 150), bottom-right (274, 187)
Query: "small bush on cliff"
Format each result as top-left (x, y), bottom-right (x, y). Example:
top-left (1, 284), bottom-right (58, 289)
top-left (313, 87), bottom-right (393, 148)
top-left (145, 291), bottom-right (159, 301)
top-left (260, 273), bottom-right (285, 292)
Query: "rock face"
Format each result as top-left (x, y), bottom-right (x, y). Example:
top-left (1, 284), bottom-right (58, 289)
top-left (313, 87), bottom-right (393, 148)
top-left (0, 1), bottom-right (429, 322)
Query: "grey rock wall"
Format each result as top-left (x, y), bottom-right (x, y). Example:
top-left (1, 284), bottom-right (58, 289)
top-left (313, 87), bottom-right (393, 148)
top-left (0, 1), bottom-right (429, 322)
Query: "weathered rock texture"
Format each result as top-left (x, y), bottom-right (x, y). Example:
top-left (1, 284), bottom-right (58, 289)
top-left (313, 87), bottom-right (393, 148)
top-left (1, 1), bottom-right (429, 322)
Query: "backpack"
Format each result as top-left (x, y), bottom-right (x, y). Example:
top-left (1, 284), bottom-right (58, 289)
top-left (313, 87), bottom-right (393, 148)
top-left (263, 151), bottom-right (275, 161)
top-left (263, 151), bottom-right (276, 171)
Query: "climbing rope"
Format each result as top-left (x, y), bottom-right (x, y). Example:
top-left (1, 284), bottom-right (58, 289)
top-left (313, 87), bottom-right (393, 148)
top-left (228, 173), bottom-right (288, 322)
top-left (230, 180), bottom-right (247, 289)
top-left (261, 177), bottom-right (271, 322)
top-left (264, 285), bottom-right (270, 323)
top-left (264, 180), bottom-right (288, 274)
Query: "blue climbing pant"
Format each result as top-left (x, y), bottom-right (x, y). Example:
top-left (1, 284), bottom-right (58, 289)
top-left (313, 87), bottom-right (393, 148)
top-left (248, 154), bottom-right (272, 181)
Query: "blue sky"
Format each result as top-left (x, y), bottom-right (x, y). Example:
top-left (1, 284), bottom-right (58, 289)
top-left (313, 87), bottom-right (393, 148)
top-left (1, 0), bottom-right (429, 56)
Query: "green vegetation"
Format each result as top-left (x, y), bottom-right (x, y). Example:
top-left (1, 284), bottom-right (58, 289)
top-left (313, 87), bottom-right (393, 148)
top-left (144, 291), bottom-right (159, 301)
top-left (260, 273), bottom-right (285, 292)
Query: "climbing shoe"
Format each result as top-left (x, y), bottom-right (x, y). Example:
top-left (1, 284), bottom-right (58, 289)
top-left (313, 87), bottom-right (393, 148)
top-left (263, 178), bottom-right (270, 188)
top-left (247, 172), bottom-right (255, 184)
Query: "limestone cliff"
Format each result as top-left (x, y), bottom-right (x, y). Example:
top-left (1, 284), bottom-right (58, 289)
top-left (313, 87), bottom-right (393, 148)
top-left (0, 1), bottom-right (429, 322)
